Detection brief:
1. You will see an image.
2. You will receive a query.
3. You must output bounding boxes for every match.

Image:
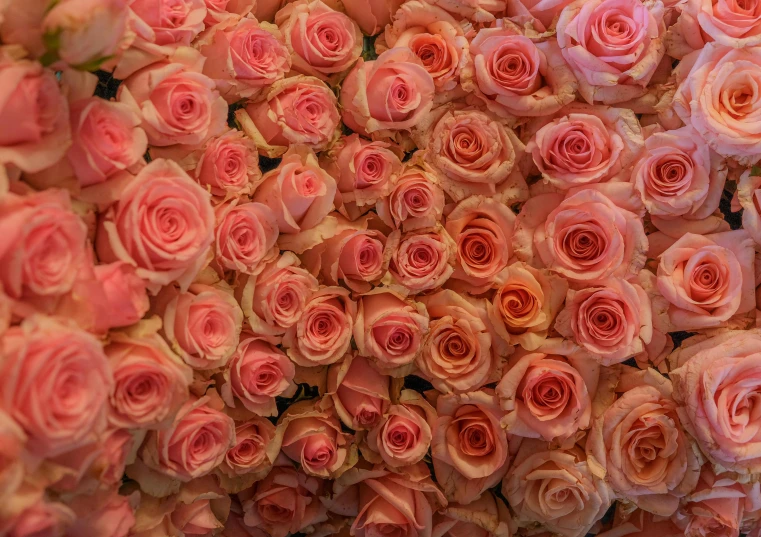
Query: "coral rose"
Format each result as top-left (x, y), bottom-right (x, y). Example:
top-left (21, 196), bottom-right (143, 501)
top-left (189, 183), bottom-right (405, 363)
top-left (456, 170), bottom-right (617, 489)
top-left (220, 416), bottom-right (279, 484)
top-left (214, 200), bottom-right (279, 275)
top-left (376, 163), bottom-right (446, 231)
top-left (328, 353), bottom-right (391, 431)
top-left (388, 226), bottom-right (456, 293)
top-left (432, 491), bottom-right (512, 537)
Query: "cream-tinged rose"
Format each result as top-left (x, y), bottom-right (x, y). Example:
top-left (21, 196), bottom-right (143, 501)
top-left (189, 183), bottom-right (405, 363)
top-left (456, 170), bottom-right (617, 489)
top-left (220, 416), bottom-right (278, 481)
top-left (432, 491), bottom-right (513, 537)
top-left (203, 0), bottom-right (256, 25)
top-left (342, 0), bottom-right (404, 35)
top-left (327, 353), bottom-right (391, 430)
top-left (556, 0), bottom-right (666, 105)
top-left (130, 0), bottom-right (206, 48)
top-left (739, 169), bottom-right (761, 246)
top-left (504, 0), bottom-right (574, 32)
top-left (657, 230), bottom-right (755, 330)
top-left (214, 200), bottom-right (279, 275)
top-left (388, 227), bottom-right (456, 293)
top-left (171, 497), bottom-right (226, 537)
top-left (424, 0), bottom-right (506, 22)
top-left (376, 164), bottom-right (446, 231)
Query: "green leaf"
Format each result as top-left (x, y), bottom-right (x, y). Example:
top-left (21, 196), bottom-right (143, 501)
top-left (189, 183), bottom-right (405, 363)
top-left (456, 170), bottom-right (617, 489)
top-left (752, 165), bottom-right (761, 177)
top-left (73, 55), bottom-right (115, 72)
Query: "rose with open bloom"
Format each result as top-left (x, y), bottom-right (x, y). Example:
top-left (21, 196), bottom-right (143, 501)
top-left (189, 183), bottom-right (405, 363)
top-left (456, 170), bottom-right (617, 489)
top-left (376, 164), bottom-right (446, 231)
top-left (388, 226), bottom-right (456, 293)
top-left (432, 390), bottom-right (509, 504)
top-left (214, 200), bottom-right (279, 275)
top-left (220, 416), bottom-right (279, 482)
top-left (432, 491), bottom-right (512, 537)
top-left (129, 0), bottom-right (206, 50)
top-left (328, 353), bottom-right (391, 430)
top-left (656, 230), bottom-right (755, 330)
top-left (556, 0), bottom-right (666, 104)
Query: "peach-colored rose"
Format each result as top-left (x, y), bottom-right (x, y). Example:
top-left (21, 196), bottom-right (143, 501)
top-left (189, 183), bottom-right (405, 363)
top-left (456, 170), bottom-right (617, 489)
top-left (432, 491), bottom-right (512, 537)
top-left (214, 200), bottom-right (279, 275)
top-left (388, 227), bottom-right (456, 293)
top-left (0, 317), bottom-right (112, 458)
top-left (221, 334), bottom-right (296, 417)
top-left (377, 163), bottom-right (446, 231)
top-left (504, 439), bottom-right (612, 537)
top-left (220, 416), bottom-right (279, 480)
top-left (425, 0), bottom-right (506, 22)
top-left (342, 0), bottom-right (404, 35)
top-left (203, 0), bottom-right (256, 25)
top-left (0, 1), bottom-right (48, 59)
top-left (340, 47), bottom-right (435, 137)
top-left (65, 488), bottom-right (135, 537)
top-left (354, 289), bottom-right (429, 374)
top-left (556, 0), bottom-right (665, 104)
top-left (172, 497), bottom-right (226, 536)
top-left (327, 353), bottom-right (391, 430)
top-left (657, 230), bottom-right (755, 330)
top-left (0, 411), bottom-right (25, 514)
top-left (739, 169), bottom-right (761, 246)
top-left (130, 0), bottom-right (206, 49)
top-left (595, 507), bottom-right (683, 537)
top-left (282, 286), bottom-right (356, 366)
top-left (95, 158), bottom-right (215, 294)
top-left (6, 500), bottom-right (75, 537)
top-left (504, 0), bottom-right (574, 32)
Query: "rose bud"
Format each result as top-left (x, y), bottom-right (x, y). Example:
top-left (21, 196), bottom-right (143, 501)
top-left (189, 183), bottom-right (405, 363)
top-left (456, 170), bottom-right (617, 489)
top-left (327, 353), bottom-right (391, 430)
top-left (219, 416), bottom-right (280, 484)
top-left (214, 200), bottom-right (279, 275)
top-left (376, 163), bottom-right (445, 231)
top-left (387, 226), bottom-right (456, 293)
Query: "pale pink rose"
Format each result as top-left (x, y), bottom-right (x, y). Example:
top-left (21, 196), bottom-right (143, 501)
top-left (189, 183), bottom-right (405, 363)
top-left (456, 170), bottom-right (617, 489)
top-left (445, 196), bottom-right (517, 293)
top-left (95, 158), bottom-right (215, 294)
top-left (525, 103), bottom-right (644, 190)
top-left (354, 289), bottom-right (429, 374)
top-left (514, 183), bottom-right (648, 284)
top-left (0, 57), bottom-right (71, 173)
top-left (504, 0), bottom-right (574, 32)
top-left (327, 353), bottom-right (391, 430)
top-left (0, 189), bottom-right (86, 300)
top-left (487, 263), bottom-right (568, 352)
top-left (503, 439), bottom-right (612, 537)
top-left (153, 283), bottom-right (243, 370)
top-left (117, 51), bottom-right (228, 147)
top-left (463, 23), bottom-right (576, 118)
top-left (0, 317), bottom-right (112, 458)
top-left (342, 0), bottom-right (404, 35)
top-left (340, 47), bottom-right (435, 136)
top-left (238, 76), bottom-right (339, 157)
top-left (220, 416), bottom-right (278, 480)
top-left (87, 262), bottom-right (149, 330)
top-left (282, 286), bottom-right (356, 366)
top-left (6, 500), bottom-right (75, 537)
top-left (221, 334), bottom-right (296, 417)
top-left (214, 200), bottom-right (279, 275)
top-left (251, 146), bottom-right (336, 234)
top-left (107, 321), bottom-right (192, 429)
top-left (673, 44), bottom-right (761, 165)
top-left (388, 227), bottom-right (456, 293)
top-left (129, 0), bottom-right (206, 48)
top-left (432, 390), bottom-right (508, 504)
top-left (65, 489), bottom-right (135, 537)
top-left (557, 0), bottom-right (666, 104)
top-left (595, 507), bottom-right (683, 537)
top-left (171, 498), bottom-right (225, 536)
top-left (376, 164), bottom-right (446, 231)
top-left (424, 0), bottom-right (506, 22)
top-left (432, 491), bottom-right (513, 537)
top-left (739, 169), bottom-right (761, 246)
top-left (197, 16), bottom-right (291, 102)
top-left (657, 230), bottom-right (755, 330)
top-left (669, 329), bottom-right (761, 474)
top-left (203, 0), bottom-right (256, 25)
top-left (278, 399), bottom-right (356, 478)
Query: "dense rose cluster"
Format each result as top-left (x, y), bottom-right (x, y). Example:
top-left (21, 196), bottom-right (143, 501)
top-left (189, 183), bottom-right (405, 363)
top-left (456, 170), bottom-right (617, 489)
top-left (3, 0), bottom-right (761, 537)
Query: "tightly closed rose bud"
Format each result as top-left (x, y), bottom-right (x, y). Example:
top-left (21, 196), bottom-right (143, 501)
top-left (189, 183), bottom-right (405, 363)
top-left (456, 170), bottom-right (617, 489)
top-left (220, 416), bottom-right (279, 481)
top-left (328, 353), bottom-right (391, 430)
top-left (214, 200), bottom-right (279, 275)
top-left (388, 226), bottom-right (456, 293)
top-left (376, 164), bottom-right (446, 231)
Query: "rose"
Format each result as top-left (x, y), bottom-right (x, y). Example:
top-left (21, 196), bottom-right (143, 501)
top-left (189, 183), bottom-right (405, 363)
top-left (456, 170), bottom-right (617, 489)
top-left (0, 189), bottom-right (86, 300)
top-left (340, 47), bottom-right (435, 136)
top-left (556, 0), bottom-right (665, 104)
top-left (463, 23), bottom-right (577, 118)
top-left (327, 353), bottom-right (391, 430)
top-left (130, 0), bottom-right (206, 47)
top-left (376, 164), bottom-right (445, 231)
top-left (220, 416), bottom-right (278, 480)
top-left (504, 0), bottom-right (574, 32)
top-left (90, 262), bottom-right (150, 330)
top-left (417, 290), bottom-right (495, 394)
top-left (739, 169), bottom-right (761, 246)
top-left (0, 411), bottom-right (25, 512)
top-left (214, 200), bottom-right (279, 274)
top-left (171, 499), bottom-right (225, 536)
top-left (657, 231), bottom-right (755, 330)
top-left (354, 289), bottom-right (429, 374)
top-left (431, 390), bottom-right (509, 504)
top-left (197, 17), bottom-right (291, 102)
top-left (504, 439), bottom-right (612, 537)
top-left (282, 286), bottom-right (356, 366)
top-left (204, 0), bottom-right (256, 25)
top-left (95, 158), bottom-right (215, 294)
top-left (595, 508), bottom-right (683, 537)
top-left (668, 0), bottom-right (761, 57)
top-left (65, 489), bottom-right (135, 537)
top-left (488, 262), bottom-right (567, 352)
top-left (0, 317), bottom-right (112, 458)
top-left (276, 0), bottom-right (363, 80)
top-left (342, 0), bottom-right (403, 35)
top-left (238, 76), bottom-right (340, 157)
top-left (388, 227), bottom-right (456, 293)
top-left (425, 0), bottom-right (507, 22)
top-left (0, 57), bottom-right (70, 173)
top-left (220, 334), bottom-right (296, 417)
top-left (6, 501), bottom-right (75, 537)
top-left (586, 368), bottom-right (701, 516)
top-left (432, 492), bottom-right (512, 537)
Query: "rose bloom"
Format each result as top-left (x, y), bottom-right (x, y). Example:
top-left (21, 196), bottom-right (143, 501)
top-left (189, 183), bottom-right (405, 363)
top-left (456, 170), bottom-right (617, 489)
top-left (595, 507), bottom-right (683, 537)
top-left (214, 200), bottom-right (279, 275)
top-left (673, 44), bottom-right (761, 165)
top-left (657, 230), bottom-right (755, 330)
top-left (504, 0), bottom-right (574, 32)
top-left (327, 353), bottom-right (391, 430)
top-left (0, 317), bottom-right (112, 459)
top-left (130, 0), bottom-right (205, 47)
top-left (432, 491), bottom-right (512, 537)
top-left (376, 164), bottom-right (446, 231)
top-left (342, 0), bottom-right (403, 35)
top-left (139, 396), bottom-right (235, 482)
top-left (514, 183), bottom-right (648, 284)
top-left (221, 334), bottom-right (296, 417)
top-left (282, 286), bottom-right (356, 366)
top-left (445, 196), bottom-right (517, 293)
top-left (488, 263), bottom-right (567, 352)
top-left (238, 76), bottom-right (340, 157)
top-left (0, 56), bottom-right (70, 173)
top-left (354, 289), bottom-right (429, 374)
top-left (740, 169), bottom-right (761, 246)
top-left (251, 146), bottom-right (337, 234)
top-left (341, 47), bottom-right (435, 137)
top-left (95, 158), bottom-right (215, 294)
top-left (204, 0), bottom-right (256, 25)
top-left (425, 0), bottom-right (506, 22)
top-left (504, 439), bottom-right (612, 537)
top-left (525, 103), bottom-right (644, 190)
top-left (171, 497), bottom-right (226, 536)
top-left (669, 329), bottom-right (761, 475)
top-left (668, 0), bottom-right (761, 57)
top-left (278, 399), bottom-right (355, 478)
top-left (220, 416), bottom-right (278, 482)
top-left (0, 189), bottom-right (86, 300)
top-left (463, 22), bottom-right (577, 118)
top-left (5, 500), bottom-right (75, 537)
top-left (388, 226), bottom-right (456, 293)
top-left (556, 0), bottom-right (665, 104)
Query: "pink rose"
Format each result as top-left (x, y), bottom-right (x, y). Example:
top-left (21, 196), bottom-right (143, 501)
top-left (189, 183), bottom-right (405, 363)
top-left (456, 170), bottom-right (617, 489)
top-left (214, 200), bottom-right (279, 275)
top-left (95, 158), bottom-right (215, 294)
top-left (171, 498), bottom-right (225, 536)
top-left (388, 227), bottom-right (456, 293)
top-left (203, 0), bottom-right (256, 25)
top-left (0, 411), bottom-right (25, 512)
top-left (595, 508), bottom-right (683, 537)
top-left (504, 0), bottom-right (574, 31)
top-left (84, 262), bottom-right (150, 331)
top-left (376, 164), bottom-right (446, 231)
top-left (556, 0), bottom-right (665, 104)
top-left (424, 0), bottom-right (506, 22)
top-left (354, 289), bottom-right (429, 374)
top-left (0, 317), bottom-right (112, 458)
top-left (432, 491), bottom-right (512, 537)
top-left (342, 0), bottom-right (404, 35)
top-left (130, 0), bottom-right (206, 48)
top-left (65, 489), bottom-right (135, 537)
top-left (153, 283), bottom-right (243, 370)
top-left (657, 230), bottom-right (755, 330)
top-left (327, 353), bottom-right (391, 430)
top-left (340, 47), bottom-right (435, 136)
top-left (221, 334), bottom-right (296, 417)
top-left (739, 169), bottom-right (761, 246)
top-left (6, 501), bottom-right (75, 537)
top-left (220, 416), bottom-right (278, 480)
